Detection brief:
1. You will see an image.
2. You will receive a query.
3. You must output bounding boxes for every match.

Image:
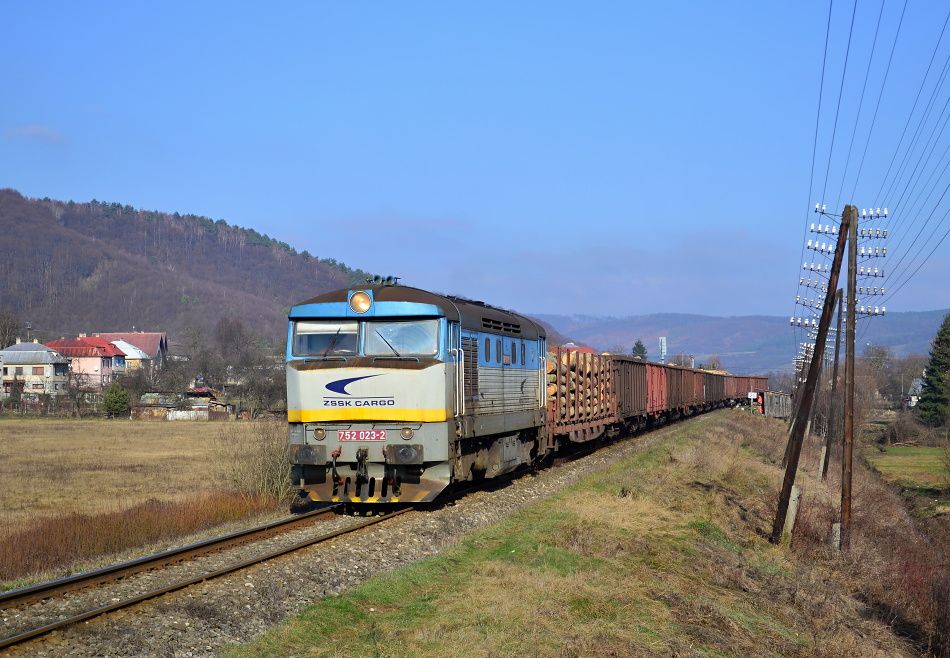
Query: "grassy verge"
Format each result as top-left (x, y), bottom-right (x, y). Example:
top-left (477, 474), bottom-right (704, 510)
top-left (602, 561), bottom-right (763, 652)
top-left (230, 412), bottom-right (936, 658)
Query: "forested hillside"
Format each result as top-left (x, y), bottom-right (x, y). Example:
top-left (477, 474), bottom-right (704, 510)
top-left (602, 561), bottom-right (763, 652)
top-left (0, 189), bottom-right (369, 342)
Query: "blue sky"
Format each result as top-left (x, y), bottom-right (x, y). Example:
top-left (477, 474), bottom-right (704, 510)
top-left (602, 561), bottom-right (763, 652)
top-left (3, 2), bottom-right (950, 317)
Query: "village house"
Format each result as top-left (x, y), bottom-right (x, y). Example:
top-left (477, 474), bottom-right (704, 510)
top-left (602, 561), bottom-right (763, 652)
top-left (45, 335), bottom-right (125, 390)
top-left (0, 339), bottom-right (70, 399)
top-left (95, 332), bottom-right (168, 367)
top-left (109, 339), bottom-right (151, 370)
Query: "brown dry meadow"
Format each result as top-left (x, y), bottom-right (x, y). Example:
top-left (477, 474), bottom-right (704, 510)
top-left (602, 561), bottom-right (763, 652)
top-left (0, 418), bottom-right (289, 584)
top-left (0, 418), bottom-right (218, 532)
top-left (231, 411), bottom-right (948, 658)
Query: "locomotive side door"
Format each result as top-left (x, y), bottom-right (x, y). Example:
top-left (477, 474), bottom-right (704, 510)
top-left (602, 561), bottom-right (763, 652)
top-left (502, 335), bottom-right (527, 431)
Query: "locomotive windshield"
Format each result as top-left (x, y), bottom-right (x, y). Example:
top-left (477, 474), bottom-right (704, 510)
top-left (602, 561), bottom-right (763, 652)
top-left (290, 318), bottom-right (440, 357)
top-left (293, 321), bottom-right (358, 356)
top-left (364, 319), bottom-right (439, 357)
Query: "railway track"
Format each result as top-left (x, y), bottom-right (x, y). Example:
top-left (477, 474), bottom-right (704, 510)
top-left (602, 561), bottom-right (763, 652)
top-left (0, 506), bottom-right (410, 651)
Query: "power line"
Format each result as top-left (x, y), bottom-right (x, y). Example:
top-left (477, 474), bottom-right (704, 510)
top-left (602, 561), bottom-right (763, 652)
top-left (879, 49), bottom-right (950, 217)
top-left (834, 0), bottom-right (887, 210)
top-left (882, 212), bottom-right (950, 303)
top-left (848, 0), bottom-right (908, 201)
top-left (885, 178), bottom-right (950, 290)
top-left (793, 0), bottom-right (837, 354)
top-left (820, 0), bottom-right (861, 205)
top-left (872, 8), bottom-right (950, 206)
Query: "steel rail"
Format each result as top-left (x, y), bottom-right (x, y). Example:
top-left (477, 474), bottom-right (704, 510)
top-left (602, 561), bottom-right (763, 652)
top-left (0, 508), bottom-right (410, 651)
top-left (0, 504), bottom-right (342, 610)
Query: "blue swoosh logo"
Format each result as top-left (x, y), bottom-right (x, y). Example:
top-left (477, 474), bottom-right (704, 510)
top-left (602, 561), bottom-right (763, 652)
top-left (325, 375), bottom-right (381, 395)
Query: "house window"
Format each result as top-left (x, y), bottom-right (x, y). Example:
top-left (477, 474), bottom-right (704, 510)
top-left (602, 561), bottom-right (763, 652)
top-left (1, 367), bottom-right (6, 375)
top-left (15, 367), bottom-right (23, 376)
top-left (33, 367), bottom-right (44, 376)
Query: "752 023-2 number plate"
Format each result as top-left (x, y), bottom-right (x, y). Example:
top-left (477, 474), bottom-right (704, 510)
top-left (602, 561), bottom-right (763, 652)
top-left (337, 429), bottom-right (387, 442)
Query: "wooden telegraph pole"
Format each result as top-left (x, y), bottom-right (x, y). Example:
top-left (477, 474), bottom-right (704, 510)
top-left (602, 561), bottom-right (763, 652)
top-left (820, 289), bottom-right (843, 479)
top-left (770, 205), bottom-right (854, 544)
top-left (841, 206), bottom-right (858, 550)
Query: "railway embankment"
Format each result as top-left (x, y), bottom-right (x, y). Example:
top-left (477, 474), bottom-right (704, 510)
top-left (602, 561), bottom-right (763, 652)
top-left (232, 411), bottom-right (946, 658)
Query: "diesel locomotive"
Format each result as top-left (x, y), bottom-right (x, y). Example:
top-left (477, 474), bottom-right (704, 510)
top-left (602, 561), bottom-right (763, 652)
top-left (286, 283), bottom-right (767, 505)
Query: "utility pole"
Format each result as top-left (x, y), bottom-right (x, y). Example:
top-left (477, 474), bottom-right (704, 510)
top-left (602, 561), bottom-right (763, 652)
top-left (821, 289), bottom-right (843, 479)
top-left (841, 207), bottom-right (858, 550)
top-left (770, 205), bottom-right (854, 544)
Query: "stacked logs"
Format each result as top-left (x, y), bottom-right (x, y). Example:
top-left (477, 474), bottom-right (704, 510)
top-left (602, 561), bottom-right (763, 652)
top-left (546, 349), bottom-right (611, 421)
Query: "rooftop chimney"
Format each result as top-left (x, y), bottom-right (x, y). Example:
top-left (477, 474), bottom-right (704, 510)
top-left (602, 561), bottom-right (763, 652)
top-left (15, 337), bottom-right (21, 344)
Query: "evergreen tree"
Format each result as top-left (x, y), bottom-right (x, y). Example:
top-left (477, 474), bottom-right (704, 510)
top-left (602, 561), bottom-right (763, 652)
top-left (632, 339), bottom-right (648, 360)
top-left (103, 380), bottom-right (131, 418)
top-left (917, 313), bottom-right (950, 427)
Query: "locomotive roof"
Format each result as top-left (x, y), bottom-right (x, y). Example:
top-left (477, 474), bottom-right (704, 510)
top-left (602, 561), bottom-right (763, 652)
top-left (294, 285), bottom-right (545, 340)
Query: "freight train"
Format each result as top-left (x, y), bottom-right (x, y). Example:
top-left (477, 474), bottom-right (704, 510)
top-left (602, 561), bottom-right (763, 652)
top-left (286, 284), bottom-right (768, 505)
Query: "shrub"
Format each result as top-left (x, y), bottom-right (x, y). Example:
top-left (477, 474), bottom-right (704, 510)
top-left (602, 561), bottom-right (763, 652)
top-left (212, 420), bottom-right (292, 502)
top-left (102, 380), bottom-right (130, 418)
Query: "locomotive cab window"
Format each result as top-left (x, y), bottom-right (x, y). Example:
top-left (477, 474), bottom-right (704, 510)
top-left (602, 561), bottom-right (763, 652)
top-left (293, 321), bottom-right (358, 356)
top-left (364, 319), bottom-right (439, 357)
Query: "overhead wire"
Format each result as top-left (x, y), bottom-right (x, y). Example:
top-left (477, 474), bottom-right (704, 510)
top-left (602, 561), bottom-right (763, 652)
top-left (848, 0), bottom-right (907, 202)
top-left (882, 213), bottom-right (950, 304)
top-left (834, 0), bottom-right (887, 211)
top-left (879, 48), bottom-right (950, 225)
top-left (792, 0), bottom-right (836, 352)
top-left (872, 9), bottom-right (950, 207)
top-left (820, 0), bottom-right (861, 206)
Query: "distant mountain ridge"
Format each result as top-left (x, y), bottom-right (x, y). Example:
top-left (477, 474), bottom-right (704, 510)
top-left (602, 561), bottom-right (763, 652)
top-left (0, 189), bottom-right (370, 342)
top-left (535, 309), bottom-right (949, 373)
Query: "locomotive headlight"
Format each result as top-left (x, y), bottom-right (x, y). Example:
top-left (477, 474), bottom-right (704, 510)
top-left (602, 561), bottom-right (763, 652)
top-left (400, 427), bottom-right (414, 440)
top-left (313, 427), bottom-right (327, 440)
top-left (349, 291), bottom-right (372, 314)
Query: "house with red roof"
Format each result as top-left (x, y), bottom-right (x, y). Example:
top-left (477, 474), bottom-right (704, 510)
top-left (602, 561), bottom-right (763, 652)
top-left (45, 335), bottom-right (126, 390)
top-left (94, 332), bottom-right (167, 367)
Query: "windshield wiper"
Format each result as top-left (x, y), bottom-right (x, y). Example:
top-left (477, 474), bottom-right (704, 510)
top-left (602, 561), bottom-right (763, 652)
top-left (322, 327), bottom-right (342, 357)
top-left (375, 330), bottom-right (402, 357)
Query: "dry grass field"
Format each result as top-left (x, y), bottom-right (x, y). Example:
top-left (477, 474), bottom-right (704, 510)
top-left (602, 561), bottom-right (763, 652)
top-left (0, 418), bottom-right (220, 534)
top-left (0, 417), bottom-right (289, 584)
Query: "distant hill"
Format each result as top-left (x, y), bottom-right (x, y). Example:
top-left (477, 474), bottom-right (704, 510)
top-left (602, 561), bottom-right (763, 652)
top-left (0, 190), bottom-right (569, 349)
top-left (0, 189), bottom-right (370, 342)
top-left (535, 309), bottom-right (949, 374)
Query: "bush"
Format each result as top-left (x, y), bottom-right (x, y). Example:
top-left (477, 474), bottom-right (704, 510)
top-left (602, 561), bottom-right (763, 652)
top-left (212, 421), bottom-right (292, 502)
top-left (102, 381), bottom-right (130, 418)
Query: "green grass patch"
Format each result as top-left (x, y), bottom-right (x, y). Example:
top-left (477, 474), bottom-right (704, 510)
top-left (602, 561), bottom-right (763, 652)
top-left (689, 518), bottom-right (743, 556)
top-left (867, 446), bottom-right (949, 490)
